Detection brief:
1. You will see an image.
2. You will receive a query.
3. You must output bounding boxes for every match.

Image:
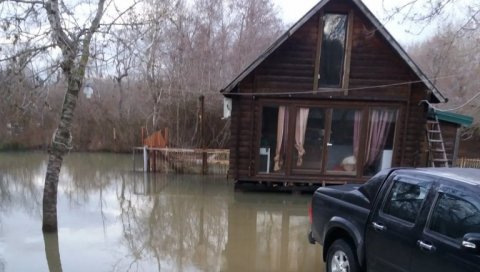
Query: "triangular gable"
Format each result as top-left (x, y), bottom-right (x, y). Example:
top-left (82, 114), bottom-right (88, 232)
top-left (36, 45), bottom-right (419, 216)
top-left (221, 0), bottom-right (447, 103)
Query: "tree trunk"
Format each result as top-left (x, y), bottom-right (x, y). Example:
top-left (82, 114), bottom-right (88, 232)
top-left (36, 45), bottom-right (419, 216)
top-left (42, 0), bottom-right (105, 232)
top-left (43, 232), bottom-right (63, 272)
top-left (42, 76), bottom-right (81, 232)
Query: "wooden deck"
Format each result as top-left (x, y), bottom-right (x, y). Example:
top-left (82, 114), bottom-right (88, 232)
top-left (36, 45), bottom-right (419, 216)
top-left (133, 147), bottom-right (230, 175)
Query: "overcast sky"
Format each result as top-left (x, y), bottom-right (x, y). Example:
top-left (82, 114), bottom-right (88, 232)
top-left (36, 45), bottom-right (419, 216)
top-left (275, 0), bottom-right (440, 45)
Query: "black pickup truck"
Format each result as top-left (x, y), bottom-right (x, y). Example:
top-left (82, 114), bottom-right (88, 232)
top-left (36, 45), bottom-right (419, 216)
top-left (309, 168), bottom-right (480, 272)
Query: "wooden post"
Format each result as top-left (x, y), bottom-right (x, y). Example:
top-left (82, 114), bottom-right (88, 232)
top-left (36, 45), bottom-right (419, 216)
top-left (143, 146), bottom-right (148, 172)
top-left (152, 150), bottom-right (157, 172)
top-left (133, 149), bottom-right (136, 171)
top-left (200, 95), bottom-right (207, 175)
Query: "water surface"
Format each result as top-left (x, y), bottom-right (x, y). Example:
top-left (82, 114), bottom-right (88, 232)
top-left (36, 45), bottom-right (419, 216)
top-left (0, 152), bottom-right (323, 271)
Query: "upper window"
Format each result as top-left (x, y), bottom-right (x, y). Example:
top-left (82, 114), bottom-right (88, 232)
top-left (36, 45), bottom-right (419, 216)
top-left (319, 13), bottom-right (348, 87)
top-left (383, 179), bottom-right (431, 224)
top-left (428, 193), bottom-right (480, 240)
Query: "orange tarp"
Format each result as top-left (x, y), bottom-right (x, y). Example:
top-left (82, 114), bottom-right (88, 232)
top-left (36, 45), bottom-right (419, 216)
top-left (143, 128), bottom-right (168, 148)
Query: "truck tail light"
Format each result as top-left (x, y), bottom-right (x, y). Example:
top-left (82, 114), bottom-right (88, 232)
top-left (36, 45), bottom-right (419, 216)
top-left (308, 202), bottom-right (312, 224)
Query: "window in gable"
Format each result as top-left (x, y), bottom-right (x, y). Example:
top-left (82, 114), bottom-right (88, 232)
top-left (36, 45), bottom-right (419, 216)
top-left (319, 13), bottom-right (348, 88)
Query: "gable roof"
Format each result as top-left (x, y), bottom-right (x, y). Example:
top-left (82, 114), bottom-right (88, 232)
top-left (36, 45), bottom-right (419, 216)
top-left (221, 0), bottom-right (447, 103)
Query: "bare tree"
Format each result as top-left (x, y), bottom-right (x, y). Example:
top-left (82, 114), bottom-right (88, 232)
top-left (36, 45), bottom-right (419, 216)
top-left (385, 0), bottom-right (480, 136)
top-left (0, 0), bottom-right (148, 232)
top-left (409, 23), bottom-right (480, 136)
top-left (42, 0), bottom-right (107, 232)
top-left (0, 0), bottom-right (284, 154)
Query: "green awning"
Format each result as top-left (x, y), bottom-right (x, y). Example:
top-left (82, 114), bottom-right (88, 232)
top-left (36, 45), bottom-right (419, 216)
top-left (434, 110), bottom-right (473, 127)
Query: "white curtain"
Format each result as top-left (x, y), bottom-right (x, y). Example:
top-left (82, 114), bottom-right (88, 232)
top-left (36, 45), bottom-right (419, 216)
top-left (294, 108), bottom-right (309, 166)
top-left (365, 109), bottom-right (395, 167)
top-left (274, 106), bottom-right (286, 171)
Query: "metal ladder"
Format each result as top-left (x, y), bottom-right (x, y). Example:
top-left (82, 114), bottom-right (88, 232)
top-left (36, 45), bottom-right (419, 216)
top-left (426, 117), bottom-right (449, 167)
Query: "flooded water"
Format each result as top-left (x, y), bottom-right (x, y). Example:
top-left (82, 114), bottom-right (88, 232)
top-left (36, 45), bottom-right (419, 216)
top-left (0, 152), bottom-right (323, 272)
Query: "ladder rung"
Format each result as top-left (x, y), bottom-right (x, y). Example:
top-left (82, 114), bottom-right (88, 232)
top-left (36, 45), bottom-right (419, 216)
top-left (427, 129), bottom-right (441, 133)
top-left (429, 139), bottom-right (443, 143)
top-left (431, 149), bottom-right (446, 152)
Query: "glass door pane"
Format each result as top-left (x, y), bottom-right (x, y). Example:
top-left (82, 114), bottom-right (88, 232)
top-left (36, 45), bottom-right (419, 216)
top-left (259, 106), bottom-right (288, 174)
top-left (325, 109), bottom-right (361, 176)
top-left (292, 107), bottom-right (326, 170)
top-left (363, 109), bottom-right (397, 176)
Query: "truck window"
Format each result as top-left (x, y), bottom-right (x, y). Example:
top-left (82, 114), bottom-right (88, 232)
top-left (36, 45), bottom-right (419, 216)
top-left (428, 193), bottom-right (480, 240)
top-left (382, 180), bottom-right (431, 223)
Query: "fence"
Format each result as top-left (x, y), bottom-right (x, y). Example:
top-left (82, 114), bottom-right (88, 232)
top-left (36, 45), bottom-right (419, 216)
top-left (133, 147), bottom-right (229, 175)
top-left (454, 157), bottom-right (480, 169)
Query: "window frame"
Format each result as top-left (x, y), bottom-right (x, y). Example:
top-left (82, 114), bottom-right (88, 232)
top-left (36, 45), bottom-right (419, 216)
top-left (314, 10), bottom-right (354, 92)
top-left (255, 100), bottom-right (402, 179)
top-left (424, 187), bottom-right (480, 244)
top-left (379, 176), bottom-right (433, 227)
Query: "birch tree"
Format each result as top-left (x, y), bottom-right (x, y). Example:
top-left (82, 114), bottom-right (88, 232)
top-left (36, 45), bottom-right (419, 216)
top-left (41, 0), bottom-right (107, 232)
top-left (0, 0), bottom-right (141, 232)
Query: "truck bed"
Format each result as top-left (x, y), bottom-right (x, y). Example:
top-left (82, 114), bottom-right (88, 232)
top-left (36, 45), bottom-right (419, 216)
top-left (311, 184), bottom-right (371, 246)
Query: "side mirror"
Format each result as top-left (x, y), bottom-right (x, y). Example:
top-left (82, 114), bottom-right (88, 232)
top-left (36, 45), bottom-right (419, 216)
top-left (462, 233), bottom-right (480, 254)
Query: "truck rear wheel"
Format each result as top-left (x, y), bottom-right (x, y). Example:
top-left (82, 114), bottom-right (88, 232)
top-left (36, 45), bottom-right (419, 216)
top-left (326, 239), bottom-right (360, 272)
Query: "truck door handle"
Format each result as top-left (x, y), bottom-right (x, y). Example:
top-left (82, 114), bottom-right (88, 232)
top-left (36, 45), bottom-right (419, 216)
top-left (372, 222), bottom-right (386, 232)
top-left (417, 240), bottom-right (436, 252)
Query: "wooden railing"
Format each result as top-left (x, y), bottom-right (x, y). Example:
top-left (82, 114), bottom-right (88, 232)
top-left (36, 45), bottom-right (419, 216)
top-left (454, 157), bottom-right (480, 169)
top-left (133, 147), bottom-right (229, 175)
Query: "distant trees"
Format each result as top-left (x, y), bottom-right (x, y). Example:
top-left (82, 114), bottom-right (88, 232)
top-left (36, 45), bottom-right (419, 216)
top-left (0, 0), bottom-right (284, 152)
top-left (408, 24), bottom-right (480, 138)
top-left (0, 0), bottom-right (284, 232)
top-left (384, 0), bottom-right (480, 137)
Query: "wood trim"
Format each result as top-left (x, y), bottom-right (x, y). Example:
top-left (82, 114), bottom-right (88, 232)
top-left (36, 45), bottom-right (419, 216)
top-left (234, 98), bottom-right (239, 180)
top-left (249, 74), bottom-right (258, 177)
top-left (342, 10), bottom-right (355, 95)
top-left (357, 108), bottom-right (368, 178)
top-left (453, 127), bottom-right (461, 163)
top-left (254, 100), bottom-right (263, 175)
top-left (400, 85), bottom-right (411, 165)
top-left (285, 106), bottom-right (296, 177)
top-left (256, 98), bottom-right (403, 108)
top-left (321, 108), bottom-right (332, 173)
top-left (240, 175), bottom-right (370, 184)
top-left (391, 105), bottom-right (404, 168)
top-left (313, 13), bottom-right (324, 93)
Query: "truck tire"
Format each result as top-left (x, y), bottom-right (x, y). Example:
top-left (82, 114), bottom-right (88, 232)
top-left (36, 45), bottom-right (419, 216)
top-left (326, 239), bottom-right (360, 272)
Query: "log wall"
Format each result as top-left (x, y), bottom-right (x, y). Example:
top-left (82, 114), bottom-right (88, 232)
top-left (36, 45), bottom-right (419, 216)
top-left (228, 0), bottom-right (434, 184)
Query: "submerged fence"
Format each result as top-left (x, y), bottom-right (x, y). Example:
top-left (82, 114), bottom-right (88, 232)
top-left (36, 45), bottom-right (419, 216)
top-left (454, 157), bottom-right (480, 169)
top-left (133, 147), bottom-right (229, 175)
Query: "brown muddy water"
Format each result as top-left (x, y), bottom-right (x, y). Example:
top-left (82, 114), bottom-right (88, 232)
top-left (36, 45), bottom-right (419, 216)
top-left (0, 152), bottom-right (324, 272)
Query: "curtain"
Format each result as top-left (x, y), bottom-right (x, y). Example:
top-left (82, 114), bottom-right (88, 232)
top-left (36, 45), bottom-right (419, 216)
top-left (294, 108), bottom-right (309, 166)
top-left (274, 106), bottom-right (286, 171)
top-left (365, 109), bottom-right (395, 167)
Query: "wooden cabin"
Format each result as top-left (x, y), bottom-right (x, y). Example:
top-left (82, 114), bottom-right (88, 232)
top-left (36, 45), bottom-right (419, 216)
top-left (221, 0), bottom-right (450, 187)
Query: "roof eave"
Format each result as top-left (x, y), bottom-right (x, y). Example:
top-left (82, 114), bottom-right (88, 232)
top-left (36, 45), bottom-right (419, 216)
top-left (221, 0), bottom-right (448, 104)
top-left (350, 0), bottom-right (447, 103)
top-left (221, 0), bottom-right (330, 95)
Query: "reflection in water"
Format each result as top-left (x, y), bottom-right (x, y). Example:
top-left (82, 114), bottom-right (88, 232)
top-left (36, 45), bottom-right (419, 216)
top-left (0, 153), bottom-right (323, 271)
top-left (43, 233), bottom-right (63, 272)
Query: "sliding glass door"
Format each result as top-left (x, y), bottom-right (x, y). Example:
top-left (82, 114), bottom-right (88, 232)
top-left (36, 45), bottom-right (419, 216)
top-left (325, 108), bottom-right (361, 176)
top-left (291, 107), bottom-right (326, 171)
top-left (258, 103), bottom-right (399, 177)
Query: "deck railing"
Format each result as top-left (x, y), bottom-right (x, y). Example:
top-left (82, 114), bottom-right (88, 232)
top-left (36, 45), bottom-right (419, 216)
top-left (454, 157), bottom-right (480, 169)
top-left (133, 147), bottom-right (229, 175)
